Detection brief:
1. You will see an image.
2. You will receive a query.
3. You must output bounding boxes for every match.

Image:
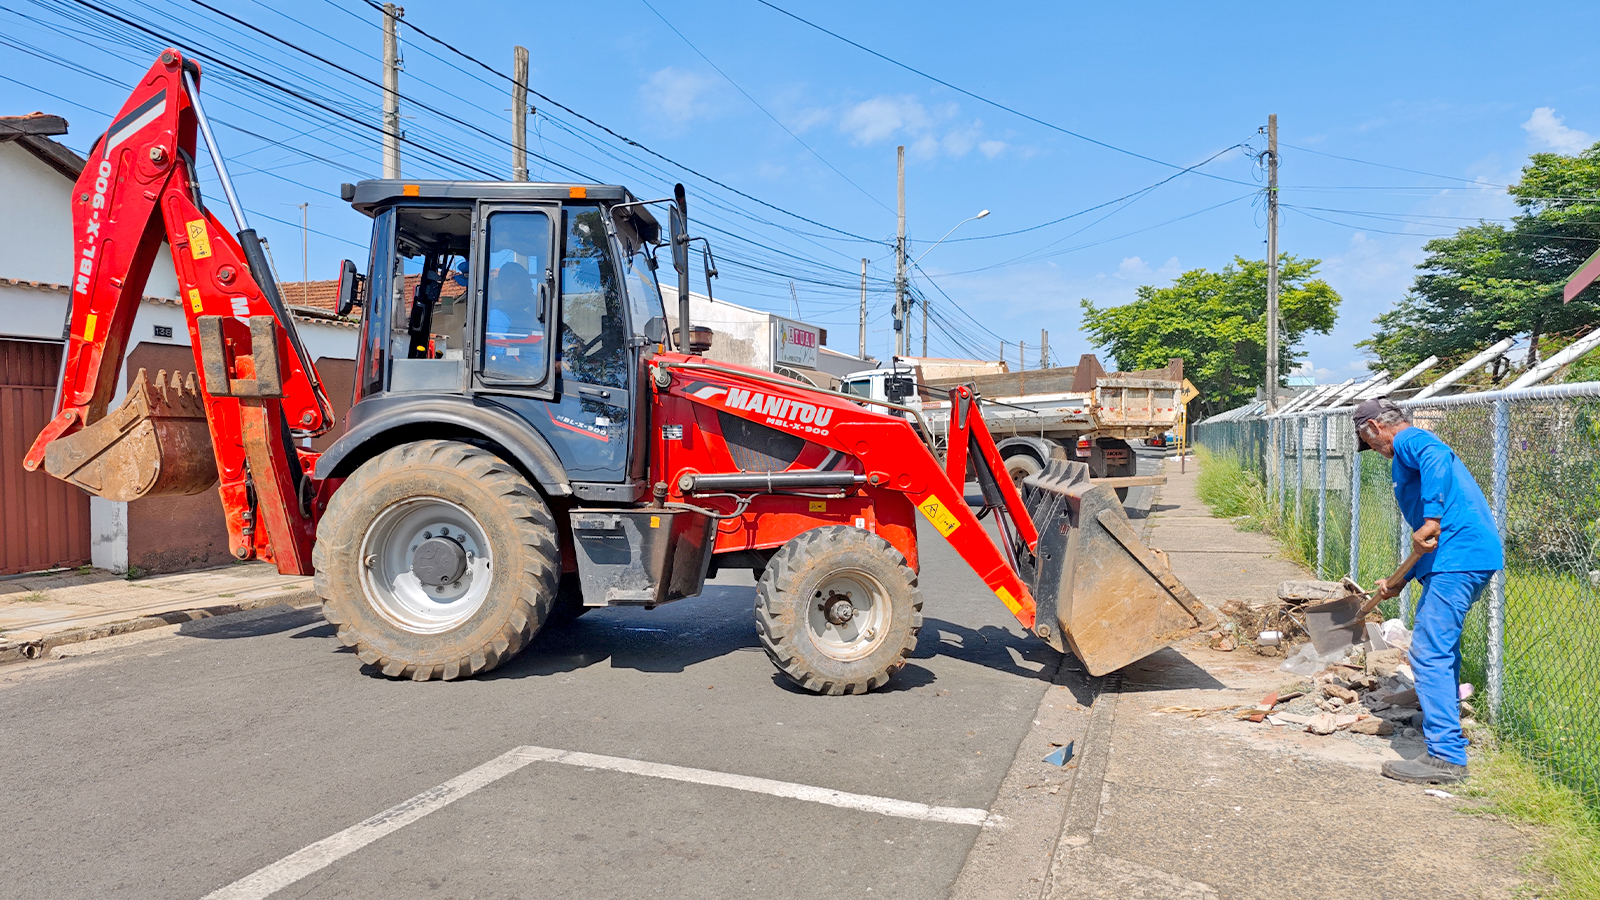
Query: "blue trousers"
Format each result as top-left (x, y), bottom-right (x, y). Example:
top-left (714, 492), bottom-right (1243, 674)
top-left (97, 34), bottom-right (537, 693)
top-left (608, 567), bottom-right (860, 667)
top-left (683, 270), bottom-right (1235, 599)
top-left (1410, 570), bottom-right (1495, 765)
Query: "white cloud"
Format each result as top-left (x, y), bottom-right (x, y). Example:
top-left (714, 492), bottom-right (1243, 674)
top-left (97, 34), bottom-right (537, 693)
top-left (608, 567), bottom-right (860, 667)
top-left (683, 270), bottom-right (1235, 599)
top-left (831, 94), bottom-right (1004, 160)
top-left (1522, 107), bottom-right (1593, 154)
top-left (641, 68), bottom-right (719, 132)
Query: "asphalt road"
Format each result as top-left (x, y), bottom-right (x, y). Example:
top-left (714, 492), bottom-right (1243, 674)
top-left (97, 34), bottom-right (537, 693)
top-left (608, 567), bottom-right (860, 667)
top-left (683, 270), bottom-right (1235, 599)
top-left (0, 518), bottom-right (1070, 899)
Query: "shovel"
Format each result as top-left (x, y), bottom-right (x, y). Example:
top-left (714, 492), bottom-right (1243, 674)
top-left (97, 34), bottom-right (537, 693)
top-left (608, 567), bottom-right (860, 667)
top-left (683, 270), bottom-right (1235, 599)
top-left (1302, 547), bottom-right (1424, 655)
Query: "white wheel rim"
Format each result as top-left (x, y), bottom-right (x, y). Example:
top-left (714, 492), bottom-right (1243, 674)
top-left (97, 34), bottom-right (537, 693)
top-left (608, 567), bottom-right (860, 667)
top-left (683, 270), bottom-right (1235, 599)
top-left (359, 496), bottom-right (493, 634)
top-left (806, 568), bottom-right (891, 661)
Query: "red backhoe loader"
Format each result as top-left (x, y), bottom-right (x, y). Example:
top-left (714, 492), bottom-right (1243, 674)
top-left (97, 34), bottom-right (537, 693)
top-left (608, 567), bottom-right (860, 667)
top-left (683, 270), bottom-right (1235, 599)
top-left (26, 51), bottom-right (1212, 692)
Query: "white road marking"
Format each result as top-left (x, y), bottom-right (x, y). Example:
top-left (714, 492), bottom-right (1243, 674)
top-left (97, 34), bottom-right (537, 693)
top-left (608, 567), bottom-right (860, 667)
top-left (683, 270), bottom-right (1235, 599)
top-left (204, 744), bottom-right (994, 900)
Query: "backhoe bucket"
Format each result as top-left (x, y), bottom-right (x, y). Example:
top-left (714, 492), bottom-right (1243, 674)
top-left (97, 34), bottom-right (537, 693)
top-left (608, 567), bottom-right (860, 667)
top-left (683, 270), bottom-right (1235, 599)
top-left (1020, 459), bottom-right (1214, 675)
top-left (43, 368), bottom-right (218, 502)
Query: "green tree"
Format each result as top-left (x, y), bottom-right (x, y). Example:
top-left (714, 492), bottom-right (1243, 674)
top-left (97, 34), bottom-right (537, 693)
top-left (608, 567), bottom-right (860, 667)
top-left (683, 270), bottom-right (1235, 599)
top-left (1080, 255), bottom-right (1340, 417)
top-left (1361, 144), bottom-right (1600, 376)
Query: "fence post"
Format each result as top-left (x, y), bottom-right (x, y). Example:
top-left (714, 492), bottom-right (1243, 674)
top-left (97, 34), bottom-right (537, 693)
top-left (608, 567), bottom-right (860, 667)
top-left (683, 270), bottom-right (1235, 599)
top-left (1400, 513), bottom-right (1414, 624)
top-left (1317, 415), bottom-right (1328, 577)
top-left (1488, 398), bottom-right (1509, 724)
top-left (1348, 423), bottom-right (1362, 581)
top-left (1295, 417), bottom-right (1304, 526)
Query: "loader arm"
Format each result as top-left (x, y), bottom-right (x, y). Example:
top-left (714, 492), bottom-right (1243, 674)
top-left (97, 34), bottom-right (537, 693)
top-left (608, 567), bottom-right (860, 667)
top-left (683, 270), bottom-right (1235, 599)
top-left (24, 50), bottom-right (330, 573)
top-left (655, 357), bottom-right (1215, 676)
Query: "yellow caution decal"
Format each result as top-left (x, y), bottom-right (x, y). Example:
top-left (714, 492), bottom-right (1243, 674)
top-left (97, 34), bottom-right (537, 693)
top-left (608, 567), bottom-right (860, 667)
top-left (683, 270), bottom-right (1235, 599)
top-left (995, 585), bottom-right (1023, 616)
top-left (809, 500), bottom-right (827, 512)
top-left (916, 495), bottom-right (961, 537)
top-left (82, 312), bottom-right (97, 342)
top-left (187, 288), bottom-right (203, 313)
top-left (186, 219), bottom-right (212, 259)
top-left (649, 515), bottom-right (661, 529)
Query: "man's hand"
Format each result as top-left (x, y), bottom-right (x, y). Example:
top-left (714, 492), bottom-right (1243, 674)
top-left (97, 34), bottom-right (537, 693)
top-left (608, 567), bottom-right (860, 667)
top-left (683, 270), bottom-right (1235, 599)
top-left (1411, 519), bottom-right (1441, 556)
top-left (1374, 577), bottom-right (1400, 600)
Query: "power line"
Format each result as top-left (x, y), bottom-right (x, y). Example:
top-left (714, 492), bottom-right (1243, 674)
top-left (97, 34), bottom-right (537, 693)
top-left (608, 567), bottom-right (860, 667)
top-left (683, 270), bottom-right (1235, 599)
top-left (637, 0), bottom-right (893, 215)
top-left (357, 0), bottom-right (881, 244)
top-left (1279, 141), bottom-right (1511, 188)
top-left (753, 0), bottom-right (1255, 188)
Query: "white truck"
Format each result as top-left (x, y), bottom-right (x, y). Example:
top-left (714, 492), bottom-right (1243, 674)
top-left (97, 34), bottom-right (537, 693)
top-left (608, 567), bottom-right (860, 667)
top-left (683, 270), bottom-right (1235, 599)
top-left (840, 354), bottom-right (1184, 495)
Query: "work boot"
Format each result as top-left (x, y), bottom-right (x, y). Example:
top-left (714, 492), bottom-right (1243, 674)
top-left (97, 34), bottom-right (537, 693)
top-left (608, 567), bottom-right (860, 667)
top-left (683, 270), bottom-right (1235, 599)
top-left (1381, 753), bottom-right (1469, 785)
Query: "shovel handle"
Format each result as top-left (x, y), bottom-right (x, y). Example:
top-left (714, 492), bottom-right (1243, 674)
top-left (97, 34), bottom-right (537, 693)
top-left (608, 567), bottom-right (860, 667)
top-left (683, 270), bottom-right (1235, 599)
top-left (1355, 548), bottom-right (1426, 618)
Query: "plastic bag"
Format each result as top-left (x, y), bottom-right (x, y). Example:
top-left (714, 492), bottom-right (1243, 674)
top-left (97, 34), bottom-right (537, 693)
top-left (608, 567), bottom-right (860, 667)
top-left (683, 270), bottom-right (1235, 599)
top-left (1279, 641), bottom-right (1349, 676)
top-left (1380, 618), bottom-right (1412, 652)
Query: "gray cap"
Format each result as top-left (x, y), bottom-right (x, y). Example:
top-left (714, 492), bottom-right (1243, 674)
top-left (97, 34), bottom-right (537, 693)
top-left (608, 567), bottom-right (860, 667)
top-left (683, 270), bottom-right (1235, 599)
top-left (1351, 397), bottom-right (1400, 451)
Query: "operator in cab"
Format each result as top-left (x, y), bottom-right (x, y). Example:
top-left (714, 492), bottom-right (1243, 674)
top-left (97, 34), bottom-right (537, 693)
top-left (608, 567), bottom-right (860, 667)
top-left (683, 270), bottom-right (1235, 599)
top-left (1355, 397), bottom-right (1503, 786)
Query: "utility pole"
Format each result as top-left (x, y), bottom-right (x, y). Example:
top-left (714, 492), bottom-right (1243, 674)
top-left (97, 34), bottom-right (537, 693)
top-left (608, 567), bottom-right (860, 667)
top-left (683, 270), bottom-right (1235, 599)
top-left (1265, 113), bottom-right (1280, 411)
top-left (921, 290), bottom-right (928, 357)
top-left (1041, 329), bottom-right (1049, 369)
top-left (1020, 341), bottom-right (1026, 372)
top-left (859, 258), bottom-right (868, 359)
top-left (511, 45), bottom-right (529, 181)
top-left (895, 145), bottom-right (906, 358)
top-left (381, 4), bottom-right (403, 179)
top-left (298, 202), bottom-right (309, 306)
top-left (999, 340), bottom-right (1005, 367)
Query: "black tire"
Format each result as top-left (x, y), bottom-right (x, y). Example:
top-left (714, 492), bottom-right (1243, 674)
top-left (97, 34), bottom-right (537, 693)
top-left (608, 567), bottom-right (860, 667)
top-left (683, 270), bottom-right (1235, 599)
top-left (755, 526), bottom-right (923, 695)
top-left (1005, 452), bottom-right (1044, 490)
top-left (313, 440), bottom-right (560, 680)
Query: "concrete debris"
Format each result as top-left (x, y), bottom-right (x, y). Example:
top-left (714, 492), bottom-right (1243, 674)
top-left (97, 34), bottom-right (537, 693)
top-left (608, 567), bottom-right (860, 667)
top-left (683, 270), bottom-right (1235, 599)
top-left (1424, 789), bottom-right (1455, 800)
top-left (1278, 580), bottom-right (1348, 601)
top-left (1349, 717), bottom-right (1395, 736)
top-left (1324, 684), bottom-right (1359, 704)
top-left (1306, 713), bottom-right (1339, 735)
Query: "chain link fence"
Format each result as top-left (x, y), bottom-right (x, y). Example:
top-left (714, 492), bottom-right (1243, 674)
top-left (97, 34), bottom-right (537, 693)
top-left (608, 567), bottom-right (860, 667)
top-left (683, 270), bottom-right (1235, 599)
top-left (1194, 384), bottom-right (1600, 814)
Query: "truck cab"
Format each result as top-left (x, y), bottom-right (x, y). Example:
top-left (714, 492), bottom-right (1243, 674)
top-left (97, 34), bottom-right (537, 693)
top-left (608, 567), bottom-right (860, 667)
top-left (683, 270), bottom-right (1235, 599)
top-left (319, 181), bottom-right (672, 501)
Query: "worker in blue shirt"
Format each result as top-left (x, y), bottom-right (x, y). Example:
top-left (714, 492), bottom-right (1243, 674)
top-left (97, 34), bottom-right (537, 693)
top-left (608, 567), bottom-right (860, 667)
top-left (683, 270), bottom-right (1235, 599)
top-left (1355, 397), bottom-right (1504, 785)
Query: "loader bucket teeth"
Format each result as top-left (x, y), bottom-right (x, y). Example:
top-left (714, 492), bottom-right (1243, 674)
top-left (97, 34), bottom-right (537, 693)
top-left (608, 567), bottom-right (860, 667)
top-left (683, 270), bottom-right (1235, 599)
top-left (1020, 459), bottom-right (1214, 676)
top-left (42, 368), bottom-right (218, 502)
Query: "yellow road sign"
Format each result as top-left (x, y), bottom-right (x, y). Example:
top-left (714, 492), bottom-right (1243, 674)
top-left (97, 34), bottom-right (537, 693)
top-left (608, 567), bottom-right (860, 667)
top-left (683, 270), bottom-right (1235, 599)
top-left (1179, 378), bottom-right (1200, 405)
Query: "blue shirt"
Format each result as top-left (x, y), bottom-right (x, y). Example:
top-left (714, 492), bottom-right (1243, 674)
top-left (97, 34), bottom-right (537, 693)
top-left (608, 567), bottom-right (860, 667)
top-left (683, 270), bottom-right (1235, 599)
top-left (1391, 426), bottom-right (1504, 581)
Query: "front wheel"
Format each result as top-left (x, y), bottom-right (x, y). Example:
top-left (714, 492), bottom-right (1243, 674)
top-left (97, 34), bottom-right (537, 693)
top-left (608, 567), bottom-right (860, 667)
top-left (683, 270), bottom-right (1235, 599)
top-left (755, 526), bottom-right (923, 695)
top-left (314, 440), bottom-right (560, 680)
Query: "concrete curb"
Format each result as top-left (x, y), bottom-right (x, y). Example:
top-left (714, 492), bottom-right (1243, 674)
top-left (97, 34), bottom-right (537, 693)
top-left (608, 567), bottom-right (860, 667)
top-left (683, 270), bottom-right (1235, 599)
top-left (0, 589), bottom-right (317, 666)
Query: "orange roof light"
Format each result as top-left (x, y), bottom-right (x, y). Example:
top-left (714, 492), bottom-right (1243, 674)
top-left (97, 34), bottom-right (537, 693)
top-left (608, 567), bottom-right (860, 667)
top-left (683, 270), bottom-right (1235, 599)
top-left (568, 186), bottom-right (587, 199)
top-left (402, 184), bottom-right (420, 196)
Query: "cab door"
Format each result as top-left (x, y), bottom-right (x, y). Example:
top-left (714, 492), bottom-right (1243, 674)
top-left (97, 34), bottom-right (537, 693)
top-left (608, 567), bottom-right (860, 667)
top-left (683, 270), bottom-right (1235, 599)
top-left (534, 204), bottom-right (635, 486)
top-left (471, 203), bottom-right (560, 397)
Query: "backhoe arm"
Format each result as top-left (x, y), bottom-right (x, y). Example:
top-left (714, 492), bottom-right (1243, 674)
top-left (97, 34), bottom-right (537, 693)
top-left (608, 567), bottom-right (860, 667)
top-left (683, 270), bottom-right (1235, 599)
top-left (24, 50), bottom-right (332, 573)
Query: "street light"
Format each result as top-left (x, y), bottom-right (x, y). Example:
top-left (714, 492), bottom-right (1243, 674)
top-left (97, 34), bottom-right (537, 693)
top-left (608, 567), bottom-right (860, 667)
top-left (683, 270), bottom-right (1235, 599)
top-left (909, 209), bottom-right (990, 356)
top-left (914, 209), bottom-right (989, 266)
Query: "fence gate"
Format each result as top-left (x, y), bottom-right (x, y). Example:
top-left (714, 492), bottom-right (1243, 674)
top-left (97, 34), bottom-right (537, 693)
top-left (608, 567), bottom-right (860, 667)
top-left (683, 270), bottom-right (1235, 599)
top-left (0, 338), bottom-right (90, 575)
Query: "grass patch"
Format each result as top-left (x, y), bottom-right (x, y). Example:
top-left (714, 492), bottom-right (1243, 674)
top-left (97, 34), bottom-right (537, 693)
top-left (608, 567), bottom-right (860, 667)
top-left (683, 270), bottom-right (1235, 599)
top-left (16, 591), bottom-right (50, 603)
top-left (1462, 747), bottom-right (1600, 900)
top-left (1193, 446), bottom-right (1269, 530)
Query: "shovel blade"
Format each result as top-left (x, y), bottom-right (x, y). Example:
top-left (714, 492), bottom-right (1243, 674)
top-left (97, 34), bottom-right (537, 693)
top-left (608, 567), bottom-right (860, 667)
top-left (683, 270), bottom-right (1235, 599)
top-left (1021, 460), bottom-right (1214, 675)
top-left (43, 368), bottom-right (218, 502)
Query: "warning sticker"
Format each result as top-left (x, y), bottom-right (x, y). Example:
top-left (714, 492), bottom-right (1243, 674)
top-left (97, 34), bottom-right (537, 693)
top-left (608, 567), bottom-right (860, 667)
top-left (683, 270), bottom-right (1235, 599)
top-left (186, 219), bottom-right (212, 259)
top-left (83, 312), bottom-right (97, 342)
top-left (916, 495), bottom-right (961, 537)
top-left (994, 586), bottom-right (1023, 616)
top-left (809, 500), bottom-right (827, 512)
top-left (187, 288), bottom-right (203, 313)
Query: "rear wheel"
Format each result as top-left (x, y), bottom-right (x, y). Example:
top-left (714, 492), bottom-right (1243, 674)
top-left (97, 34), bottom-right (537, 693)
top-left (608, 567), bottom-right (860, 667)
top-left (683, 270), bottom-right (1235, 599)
top-left (1004, 452), bottom-right (1043, 491)
top-left (314, 440), bottom-right (560, 680)
top-left (755, 526), bottom-right (923, 695)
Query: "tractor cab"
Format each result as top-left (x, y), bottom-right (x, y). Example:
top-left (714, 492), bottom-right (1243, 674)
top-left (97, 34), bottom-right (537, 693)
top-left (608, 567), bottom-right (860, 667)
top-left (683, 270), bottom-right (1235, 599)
top-left (332, 181), bottom-right (680, 489)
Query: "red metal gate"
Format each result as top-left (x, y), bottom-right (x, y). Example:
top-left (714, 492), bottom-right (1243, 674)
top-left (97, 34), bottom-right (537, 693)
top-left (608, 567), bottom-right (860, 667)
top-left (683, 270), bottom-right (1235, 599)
top-left (1, 339), bottom-right (90, 575)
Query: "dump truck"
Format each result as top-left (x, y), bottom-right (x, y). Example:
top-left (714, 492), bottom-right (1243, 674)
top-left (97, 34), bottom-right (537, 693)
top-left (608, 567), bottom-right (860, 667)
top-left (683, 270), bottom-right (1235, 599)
top-left (25, 50), bottom-right (1212, 691)
top-left (841, 355), bottom-right (1185, 493)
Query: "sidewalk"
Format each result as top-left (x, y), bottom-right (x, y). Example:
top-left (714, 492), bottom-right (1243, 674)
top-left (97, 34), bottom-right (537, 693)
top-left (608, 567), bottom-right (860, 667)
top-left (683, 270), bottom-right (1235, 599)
top-left (1040, 455), bottom-right (1540, 900)
top-left (0, 562), bottom-right (312, 663)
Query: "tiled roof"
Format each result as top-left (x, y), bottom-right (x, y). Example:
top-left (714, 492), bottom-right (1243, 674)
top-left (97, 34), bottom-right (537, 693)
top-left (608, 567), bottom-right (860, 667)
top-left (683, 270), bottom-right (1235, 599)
top-left (277, 273), bottom-right (464, 313)
top-left (1, 112), bottom-right (85, 180)
top-left (0, 278), bottom-right (357, 329)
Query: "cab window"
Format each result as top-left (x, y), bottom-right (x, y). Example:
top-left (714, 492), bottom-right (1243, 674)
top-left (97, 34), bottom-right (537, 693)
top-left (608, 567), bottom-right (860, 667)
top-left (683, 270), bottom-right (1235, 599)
top-left (559, 205), bottom-right (628, 388)
top-left (481, 210), bottom-right (552, 382)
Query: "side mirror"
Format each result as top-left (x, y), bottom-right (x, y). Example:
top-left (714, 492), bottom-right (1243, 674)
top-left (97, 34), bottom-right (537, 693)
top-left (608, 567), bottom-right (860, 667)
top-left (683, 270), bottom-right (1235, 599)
top-left (702, 244), bottom-right (718, 304)
top-left (335, 259), bottom-right (364, 316)
top-left (669, 204), bottom-right (689, 282)
top-left (886, 374), bottom-right (915, 404)
top-left (643, 316), bottom-right (669, 345)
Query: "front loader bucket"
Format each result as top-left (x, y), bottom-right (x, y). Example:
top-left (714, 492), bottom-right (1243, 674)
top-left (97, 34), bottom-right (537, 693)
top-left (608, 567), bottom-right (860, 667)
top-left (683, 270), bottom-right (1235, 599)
top-left (1020, 459), bottom-right (1214, 675)
top-left (43, 368), bottom-right (218, 502)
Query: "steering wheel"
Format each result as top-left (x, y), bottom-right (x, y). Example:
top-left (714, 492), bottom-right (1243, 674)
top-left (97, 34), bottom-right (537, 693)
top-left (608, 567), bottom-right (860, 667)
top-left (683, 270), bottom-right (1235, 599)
top-left (562, 322), bottom-right (603, 358)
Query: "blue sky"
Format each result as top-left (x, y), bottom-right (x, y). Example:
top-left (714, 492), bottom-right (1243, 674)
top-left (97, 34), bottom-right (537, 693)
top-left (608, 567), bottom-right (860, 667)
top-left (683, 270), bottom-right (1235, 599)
top-left (4, 0), bottom-right (1597, 379)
